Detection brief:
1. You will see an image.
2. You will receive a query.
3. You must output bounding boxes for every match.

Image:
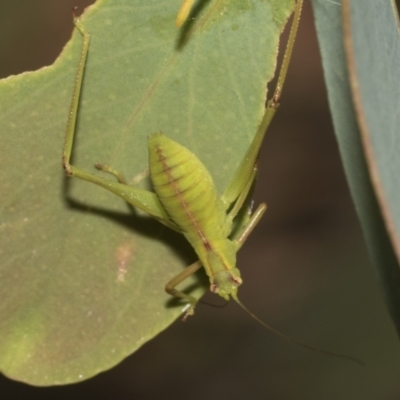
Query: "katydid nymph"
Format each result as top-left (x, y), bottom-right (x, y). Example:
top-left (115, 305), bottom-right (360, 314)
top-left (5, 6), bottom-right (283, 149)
top-left (62, 1), bottom-right (362, 365)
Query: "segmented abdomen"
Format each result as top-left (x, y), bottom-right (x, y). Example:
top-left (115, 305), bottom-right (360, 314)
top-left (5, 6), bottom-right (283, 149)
top-left (148, 133), bottom-right (226, 247)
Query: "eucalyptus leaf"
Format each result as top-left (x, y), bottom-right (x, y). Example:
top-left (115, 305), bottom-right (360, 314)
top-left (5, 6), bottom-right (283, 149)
top-left (0, 0), bottom-right (295, 385)
top-left (312, 0), bottom-right (400, 334)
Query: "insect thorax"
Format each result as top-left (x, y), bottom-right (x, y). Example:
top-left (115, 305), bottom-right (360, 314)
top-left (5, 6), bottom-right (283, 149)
top-left (195, 238), bottom-right (241, 300)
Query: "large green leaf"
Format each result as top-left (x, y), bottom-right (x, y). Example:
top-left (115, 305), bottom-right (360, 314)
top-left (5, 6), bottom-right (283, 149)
top-left (312, 0), bottom-right (400, 334)
top-left (0, 0), bottom-right (295, 385)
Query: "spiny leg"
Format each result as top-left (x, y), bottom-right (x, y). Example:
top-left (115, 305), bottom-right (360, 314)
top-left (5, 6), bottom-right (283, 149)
top-left (222, 161), bottom-right (258, 238)
top-left (226, 0), bottom-right (303, 248)
top-left (61, 11), bottom-right (179, 228)
top-left (62, 8), bottom-right (90, 177)
top-left (234, 203), bottom-right (267, 250)
top-left (226, 162), bottom-right (258, 224)
top-left (221, 0), bottom-right (303, 209)
top-left (225, 0), bottom-right (303, 256)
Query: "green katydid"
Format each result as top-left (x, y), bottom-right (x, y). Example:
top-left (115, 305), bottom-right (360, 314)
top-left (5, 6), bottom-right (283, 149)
top-left (62, 1), bottom-right (362, 365)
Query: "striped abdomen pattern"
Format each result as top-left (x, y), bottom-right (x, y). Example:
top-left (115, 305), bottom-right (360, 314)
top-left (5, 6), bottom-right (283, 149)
top-left (148, 133), bottom-right (238, 286)
top-left (148, 133), bottom-right (229, 247)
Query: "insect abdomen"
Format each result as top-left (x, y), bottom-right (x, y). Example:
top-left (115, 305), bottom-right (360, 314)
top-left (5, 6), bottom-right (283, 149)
top-left (148, 133), bottom-right (226, 242)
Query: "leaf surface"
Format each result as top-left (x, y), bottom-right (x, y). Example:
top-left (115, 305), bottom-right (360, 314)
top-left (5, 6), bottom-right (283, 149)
top-left (312, 0), bottom-right (400, 334)
top-left (0, 0), bottom-right (295, 385)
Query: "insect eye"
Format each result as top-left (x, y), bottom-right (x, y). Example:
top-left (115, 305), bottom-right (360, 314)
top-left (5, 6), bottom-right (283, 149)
top-left (231, 276), bottom-right (242, 286)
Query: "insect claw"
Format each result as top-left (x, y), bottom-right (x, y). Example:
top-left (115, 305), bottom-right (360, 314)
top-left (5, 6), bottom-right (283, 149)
top-left (71, 6), bottom-right (79, 18)
top-left (181, 303), bottom-right (195, 321)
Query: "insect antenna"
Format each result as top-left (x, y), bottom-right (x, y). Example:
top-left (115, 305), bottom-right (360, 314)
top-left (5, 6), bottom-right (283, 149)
top-left (199, 298), bottom-right (228, 309)
top-left (231, 293), bottom-right (364, 366)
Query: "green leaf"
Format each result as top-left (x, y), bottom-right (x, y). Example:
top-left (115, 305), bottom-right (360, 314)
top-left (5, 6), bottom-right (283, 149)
top-left (312, 0), bottom-right (400, 334)
top-left (0, 0), bottom-right (295, 385)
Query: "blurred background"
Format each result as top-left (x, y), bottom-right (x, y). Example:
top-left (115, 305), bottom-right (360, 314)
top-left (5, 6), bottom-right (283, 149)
top-left (1, 1), bottom-right (400, 399)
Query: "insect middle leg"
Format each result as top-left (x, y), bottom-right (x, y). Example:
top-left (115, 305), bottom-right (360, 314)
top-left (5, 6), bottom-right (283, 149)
top-left (95, 163), bottom-right (149, 186)
top-left (165, 260), bottom-right (203, 319)
top-left (94, 163), bottom-right (129, 185)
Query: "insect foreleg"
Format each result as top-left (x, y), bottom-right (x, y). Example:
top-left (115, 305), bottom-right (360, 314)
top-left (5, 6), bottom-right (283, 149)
top-left (222, 162), bottom-right (258, 238)
top-left (165, 260), bottom-right (203, 319)
top-left (234, 203), bottom-right (267, 249)
top-left (226, 163), bottom-right (258, 222)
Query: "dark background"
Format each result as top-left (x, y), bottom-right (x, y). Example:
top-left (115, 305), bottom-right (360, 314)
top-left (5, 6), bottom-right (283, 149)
top-left (1, 1), bottom-right (400, 399)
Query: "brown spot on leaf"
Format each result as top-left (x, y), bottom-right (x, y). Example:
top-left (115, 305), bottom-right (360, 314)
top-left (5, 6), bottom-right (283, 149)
top-left (115, 242), bottom-right (134, 282)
